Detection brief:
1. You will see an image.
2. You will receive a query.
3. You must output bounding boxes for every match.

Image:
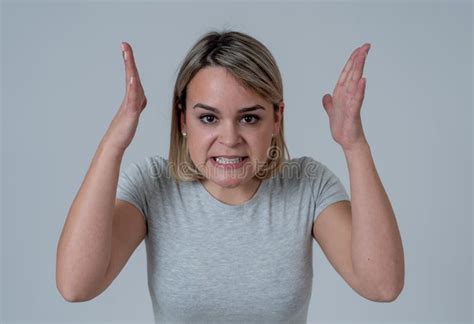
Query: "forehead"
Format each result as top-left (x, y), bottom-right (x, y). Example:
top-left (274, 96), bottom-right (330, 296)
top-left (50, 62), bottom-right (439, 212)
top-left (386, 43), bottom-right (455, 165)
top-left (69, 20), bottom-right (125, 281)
top-left (187, 66), bottom-right (267, 107)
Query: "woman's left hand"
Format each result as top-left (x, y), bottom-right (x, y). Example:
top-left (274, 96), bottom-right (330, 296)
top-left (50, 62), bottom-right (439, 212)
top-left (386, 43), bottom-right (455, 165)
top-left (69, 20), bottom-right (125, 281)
top-left (322, 43), bottom-right (371, 152)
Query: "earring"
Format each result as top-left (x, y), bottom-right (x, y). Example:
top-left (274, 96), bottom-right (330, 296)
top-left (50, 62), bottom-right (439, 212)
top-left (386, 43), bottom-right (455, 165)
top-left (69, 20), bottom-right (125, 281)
top-left (182, 132), bottom-right (187, 137)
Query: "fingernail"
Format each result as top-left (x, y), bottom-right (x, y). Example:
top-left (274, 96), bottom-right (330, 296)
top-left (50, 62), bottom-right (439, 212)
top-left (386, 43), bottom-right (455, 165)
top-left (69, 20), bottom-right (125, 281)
top-left (130, 76), bottom-right (134, 85)
top-left (121, 43), bottom-right (127, 61)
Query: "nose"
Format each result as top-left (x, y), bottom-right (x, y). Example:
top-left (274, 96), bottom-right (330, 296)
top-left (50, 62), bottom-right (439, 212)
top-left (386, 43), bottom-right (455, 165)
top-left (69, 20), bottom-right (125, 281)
top-left (218, 122), bottom-right (242, 147)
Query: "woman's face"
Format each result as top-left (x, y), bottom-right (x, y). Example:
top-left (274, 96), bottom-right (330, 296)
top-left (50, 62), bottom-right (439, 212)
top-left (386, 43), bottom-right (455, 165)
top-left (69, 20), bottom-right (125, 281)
top-left (181, 66), bottom-right (283, 190)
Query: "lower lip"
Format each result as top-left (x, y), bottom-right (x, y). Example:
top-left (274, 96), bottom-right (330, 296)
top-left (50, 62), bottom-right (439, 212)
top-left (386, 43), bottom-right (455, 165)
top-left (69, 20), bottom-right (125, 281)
top-left (210, 157), bottom-right (249, 169)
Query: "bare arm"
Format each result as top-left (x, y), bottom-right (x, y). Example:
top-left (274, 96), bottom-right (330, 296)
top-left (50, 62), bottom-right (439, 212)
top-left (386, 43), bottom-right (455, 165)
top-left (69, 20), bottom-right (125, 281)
top-left (344, 142), bottom-right (404, 300)
top-left (56, 42), bottom-right (147, 302)
top-left (319, 44), bottom-right (404, 301)
top-left (56, 142), bottom-right (124, 301)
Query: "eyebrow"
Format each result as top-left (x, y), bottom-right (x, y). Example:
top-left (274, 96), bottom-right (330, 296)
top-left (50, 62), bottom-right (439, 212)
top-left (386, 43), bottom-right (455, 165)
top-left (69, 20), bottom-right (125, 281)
top-left (192, 103), bottom-right (265, 113)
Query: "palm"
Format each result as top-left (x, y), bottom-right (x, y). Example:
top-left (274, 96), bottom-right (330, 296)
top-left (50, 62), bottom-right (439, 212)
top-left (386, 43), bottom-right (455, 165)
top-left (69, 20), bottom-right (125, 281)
top-left (322, 43), bottom-right (370, 151)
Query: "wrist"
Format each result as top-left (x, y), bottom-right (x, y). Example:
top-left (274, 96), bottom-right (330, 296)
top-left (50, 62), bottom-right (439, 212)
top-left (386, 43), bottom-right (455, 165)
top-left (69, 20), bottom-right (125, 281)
top-left (98, 139), bottom-right (127, 159)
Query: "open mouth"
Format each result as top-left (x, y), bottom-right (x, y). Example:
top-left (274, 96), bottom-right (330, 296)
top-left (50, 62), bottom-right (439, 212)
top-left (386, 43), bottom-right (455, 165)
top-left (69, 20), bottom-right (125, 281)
top-left (212, 156), bottom-right (247, 163)
top-left (211, 156), bottom-right (249, 168)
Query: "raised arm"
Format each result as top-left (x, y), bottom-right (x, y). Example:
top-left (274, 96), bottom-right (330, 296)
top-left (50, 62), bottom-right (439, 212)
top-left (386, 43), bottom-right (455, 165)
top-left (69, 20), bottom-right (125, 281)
top-left (56, 42), bottom-right (147, 301)
top-left (314, 44), bottom-right (404, 302)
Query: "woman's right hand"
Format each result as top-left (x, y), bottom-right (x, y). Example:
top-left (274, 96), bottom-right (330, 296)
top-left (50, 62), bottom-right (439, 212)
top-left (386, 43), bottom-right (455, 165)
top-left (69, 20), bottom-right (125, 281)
top-left (102, 42), bottom-right (148, 152)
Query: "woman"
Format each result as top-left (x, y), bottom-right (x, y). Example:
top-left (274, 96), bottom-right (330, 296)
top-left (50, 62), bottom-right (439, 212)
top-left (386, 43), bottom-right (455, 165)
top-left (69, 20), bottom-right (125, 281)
top-left (56, 30), bottom-right (404, 323)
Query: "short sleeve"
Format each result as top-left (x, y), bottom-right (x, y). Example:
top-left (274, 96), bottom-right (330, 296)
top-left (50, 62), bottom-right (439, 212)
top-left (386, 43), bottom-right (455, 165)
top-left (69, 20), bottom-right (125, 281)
top-left (116, 160), bottom-right (149, 222)
top-left (303, 157), bottom-right (350, 224)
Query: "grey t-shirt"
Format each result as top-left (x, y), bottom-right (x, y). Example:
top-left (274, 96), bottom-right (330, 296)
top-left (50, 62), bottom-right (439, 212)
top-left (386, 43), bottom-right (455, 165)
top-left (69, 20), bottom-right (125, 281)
top-left (116, 155), bottom-right (350, 323)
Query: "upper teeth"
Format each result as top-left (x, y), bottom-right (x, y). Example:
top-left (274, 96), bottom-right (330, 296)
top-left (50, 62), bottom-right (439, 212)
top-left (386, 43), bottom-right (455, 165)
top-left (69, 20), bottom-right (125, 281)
top-left (215, 157), bottom-right (243, 164)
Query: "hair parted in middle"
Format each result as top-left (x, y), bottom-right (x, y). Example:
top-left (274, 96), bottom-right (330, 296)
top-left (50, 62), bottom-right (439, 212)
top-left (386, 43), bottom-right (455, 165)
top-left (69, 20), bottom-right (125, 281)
top-left (168, 29), bottom-right (290, 181)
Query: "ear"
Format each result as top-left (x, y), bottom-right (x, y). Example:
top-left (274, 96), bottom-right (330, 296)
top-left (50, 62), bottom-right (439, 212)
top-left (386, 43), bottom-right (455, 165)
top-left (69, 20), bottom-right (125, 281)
top-left (273, 102), bottom-right (284, 136)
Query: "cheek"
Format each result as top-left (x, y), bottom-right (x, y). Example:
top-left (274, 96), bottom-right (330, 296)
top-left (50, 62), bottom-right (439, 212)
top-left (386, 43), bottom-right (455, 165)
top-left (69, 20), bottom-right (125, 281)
top-left (187, 132), bottom-right (214, 158)
top-left (248, 135), bottom-right (272, 160)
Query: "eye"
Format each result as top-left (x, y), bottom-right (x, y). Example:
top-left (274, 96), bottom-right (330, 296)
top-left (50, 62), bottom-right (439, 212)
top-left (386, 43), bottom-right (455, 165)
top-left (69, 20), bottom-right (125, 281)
top-left (199, 114), bottom-right (217, 124)
top-left (241, 114), bottom-right (260, 124)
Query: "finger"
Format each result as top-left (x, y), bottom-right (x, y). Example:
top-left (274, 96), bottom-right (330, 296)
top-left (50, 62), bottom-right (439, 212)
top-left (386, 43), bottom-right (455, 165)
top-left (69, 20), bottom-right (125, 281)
top-left (123, 77), bottom-right (146, 113)
top-left (121, 42), bottom-right (142, 91)
top-left (121, 76), bottom-right (133, 113)
top-left (141, 96), bottom-right (148, 111)
top-left (322, 94), bottom-right (333, 115)
top-left (127, 77), bottom-right (141, 108)
top-left (352, 77), bottom-right (366, 111)
top-left (334, 46), bottom-right (361, 94)
top-left (346, 44), bottom-right (370, 95)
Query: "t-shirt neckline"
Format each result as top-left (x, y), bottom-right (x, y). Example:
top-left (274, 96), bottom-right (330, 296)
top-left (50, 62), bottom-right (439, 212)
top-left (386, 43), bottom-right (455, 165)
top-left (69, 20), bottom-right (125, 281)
top-left (194, 177), bottom-right (269, 210)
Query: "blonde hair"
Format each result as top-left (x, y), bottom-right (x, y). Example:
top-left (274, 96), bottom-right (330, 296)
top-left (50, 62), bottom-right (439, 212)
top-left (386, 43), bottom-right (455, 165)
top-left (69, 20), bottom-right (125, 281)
top-left (168, 30), bottom-right (290, 181)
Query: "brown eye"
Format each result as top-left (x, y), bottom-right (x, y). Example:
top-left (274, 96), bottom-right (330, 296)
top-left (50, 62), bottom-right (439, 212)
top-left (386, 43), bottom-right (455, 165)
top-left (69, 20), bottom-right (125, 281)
top-left (241, 115), bottom-right (260, 124)
top-left (199, 115), bottom-right (217, 124)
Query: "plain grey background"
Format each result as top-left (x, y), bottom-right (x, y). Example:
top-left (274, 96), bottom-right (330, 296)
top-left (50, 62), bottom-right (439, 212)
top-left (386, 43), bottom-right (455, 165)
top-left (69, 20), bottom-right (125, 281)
top-left (1, 0), bottom-right (472, 323)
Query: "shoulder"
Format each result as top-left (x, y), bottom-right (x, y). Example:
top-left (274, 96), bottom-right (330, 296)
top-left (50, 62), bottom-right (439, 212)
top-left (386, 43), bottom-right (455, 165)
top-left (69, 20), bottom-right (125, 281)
top-left (145, 155), bottom-right (170, 177)
top-left (137, 155), bottom-right (168, 172)
top-left (277, 156), bottom-right (325, 180)
top-left (122, 155), bottom-right (170, 182)
top-left (277, 156), bottom-right (345, 196)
